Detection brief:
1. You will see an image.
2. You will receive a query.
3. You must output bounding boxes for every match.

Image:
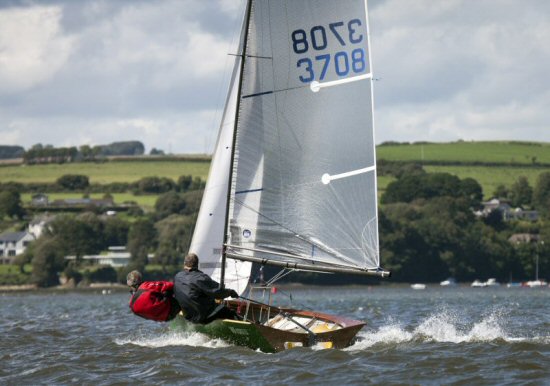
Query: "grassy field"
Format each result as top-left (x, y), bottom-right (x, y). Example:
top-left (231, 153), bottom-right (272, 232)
top-left (0, 161), bottom-right (210, 184)
top-left (377, 141), bottom-right (550, 164)
top-left (2, 142), bottom-right (550, 201)
top-left (375, 141), bottom-right (550, 198)
top-left (0, 264), bottom-right (31, 285)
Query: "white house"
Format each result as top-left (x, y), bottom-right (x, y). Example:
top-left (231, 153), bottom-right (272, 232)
top-left (476, 198), bottom-right (539, 222)
top-left (64, 247), bottom-right (154, 268)
top-left (28, 214), bottom-right (55, 239)
top-left (0, 231), bottom-right (36, 264)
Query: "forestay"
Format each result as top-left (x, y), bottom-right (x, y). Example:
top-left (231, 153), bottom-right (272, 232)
top-left (189, 12), bottom-right (252, 293)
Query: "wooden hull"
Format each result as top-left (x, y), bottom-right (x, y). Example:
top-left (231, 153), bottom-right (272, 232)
top-left (171, 300), bottom-right (365, 353)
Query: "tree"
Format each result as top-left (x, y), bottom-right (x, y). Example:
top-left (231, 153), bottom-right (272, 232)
top-left (509, 176), bottom-right (533, 207)
top-left (155, 191), bottom-right (187, 219)
top-left (382, 173), bottom-right (469, 204)
top-left (181, 190), bottom-right (203, 215)
top-left (95, 141), bottom-right (145, 156)
top-left (483, 209), bottom-right (505, 230)
top-left (459, 177), bottom-right (483, 206)
top-left (48, 213), bottom-right (104, 262)
top-left (155, 215), bottom-right (195, 270)
top-left (177, 175), bottom-right (193, 192)
top-left (189, 177), bottom-right (206, 191)
top-left (0, 189), bottom-right (25, 219)
top-left (533, 172), bottom-right (550, 218)
top-left (31, 237), bottom-right (65, 287)
top-left (493, 184), bottom-right (510, 199)
top-left (379, 194), bottom-right (516, 283)
top-left (103, 217), bottom-right (129, 247)
top-left (127, 218), bottom-right (156, 269)
top-left (14, 251), bottom-right (32, 274)
top-left (134, 177), bottom-right (175, 194)
top-left (79, 145), bottom-right (94, 161)
top-left (57, 174), bottom-right (90, 190)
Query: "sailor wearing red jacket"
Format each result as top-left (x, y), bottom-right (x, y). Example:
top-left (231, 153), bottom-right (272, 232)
top-left (127, 270), bottom-right (181, 322)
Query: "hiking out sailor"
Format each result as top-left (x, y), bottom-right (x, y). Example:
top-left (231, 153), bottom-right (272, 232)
top-left (173, 253), bottom-right (239, 324)
top-left (127, 270), bottom-right (181, 322)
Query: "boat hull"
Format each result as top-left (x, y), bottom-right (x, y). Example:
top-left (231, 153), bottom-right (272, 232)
top-left (171, 300), bottom-right (365, 353)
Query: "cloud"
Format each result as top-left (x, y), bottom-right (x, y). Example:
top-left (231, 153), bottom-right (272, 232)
top-left (0, 0), bottom-right (548, 154)
top-left (371, 0), bottom-right (550, 143)
top-left (0, 5), bottom-right (75, 94)
top-left (0, 0), bottom-right (244, 153)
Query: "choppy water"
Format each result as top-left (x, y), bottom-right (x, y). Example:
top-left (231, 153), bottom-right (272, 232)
top-left (1, 286), bottom-right (548, 385)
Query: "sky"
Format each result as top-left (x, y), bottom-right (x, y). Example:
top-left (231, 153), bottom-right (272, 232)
top-left (0, 0), bottom-right (549, 154)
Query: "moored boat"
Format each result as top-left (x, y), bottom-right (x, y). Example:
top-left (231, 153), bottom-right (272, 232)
top-left (471, 280), bottom-right (487, 288)
top-left (440, 278), bottom-right (457, 286)
top-left (411, 283), bottom-right (426, 290)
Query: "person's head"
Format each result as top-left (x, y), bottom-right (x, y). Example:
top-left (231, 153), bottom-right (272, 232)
top-left (126, 270), bottom-right (143, 289)
top-left (184, 253), bottom-right (199, 270)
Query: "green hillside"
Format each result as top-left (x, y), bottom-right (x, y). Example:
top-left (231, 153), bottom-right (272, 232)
top-left (376, 141), bottom-right (550, 198)
top-left (377, 141), bottom-right (550, 164)
top-left (0, 160), bottom-right (210, 184)
top-left (2, 141), bottom-right (550, 200)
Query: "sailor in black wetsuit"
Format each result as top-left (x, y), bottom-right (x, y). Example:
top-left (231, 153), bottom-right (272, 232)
top-left (173, 253), bottom-right (239, 324)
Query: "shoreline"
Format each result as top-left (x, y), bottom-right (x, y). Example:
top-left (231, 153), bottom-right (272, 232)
top-left (0, 282), bottom-right (127, 293)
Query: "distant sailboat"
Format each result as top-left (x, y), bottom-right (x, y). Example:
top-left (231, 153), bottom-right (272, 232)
top-left (525, 241), bottom-right (547, 287)
top-left (176, 0), bottom-right (390, 352)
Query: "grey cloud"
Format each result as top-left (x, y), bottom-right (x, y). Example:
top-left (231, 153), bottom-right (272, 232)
top-left (0, 0), bottom-right (548, 153)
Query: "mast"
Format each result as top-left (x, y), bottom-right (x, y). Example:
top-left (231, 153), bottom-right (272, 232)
top-left (220, 0), bottom-right (253, 289)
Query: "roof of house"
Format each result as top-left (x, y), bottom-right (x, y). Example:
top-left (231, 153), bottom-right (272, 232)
top-left (0, 231), bottom-right (31, 243)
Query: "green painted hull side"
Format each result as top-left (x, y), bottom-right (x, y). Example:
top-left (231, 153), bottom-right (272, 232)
top-left (170, 317), bottom-right (277, 353)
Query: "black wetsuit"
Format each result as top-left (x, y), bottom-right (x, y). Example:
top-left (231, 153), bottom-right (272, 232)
top-left (173, 268), bottom-right (237, 324)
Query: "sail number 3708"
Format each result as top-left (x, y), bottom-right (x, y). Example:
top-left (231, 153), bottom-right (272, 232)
top-left (292, 19), bottom-right (367, 83)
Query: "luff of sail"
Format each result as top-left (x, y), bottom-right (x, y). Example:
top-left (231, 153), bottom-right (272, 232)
top-left (225, 0), bottom-right (388, 277)
top-left (188, 10), bottom-right (252, 293)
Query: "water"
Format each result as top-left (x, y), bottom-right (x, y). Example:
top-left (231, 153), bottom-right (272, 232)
top-left (1, 286), bottom-right (548, 385)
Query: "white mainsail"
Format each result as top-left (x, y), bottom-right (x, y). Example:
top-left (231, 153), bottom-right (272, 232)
top-left (227, 0), bottom-right (381, 273)
top-left (192, 0), bottom-right (386, 285)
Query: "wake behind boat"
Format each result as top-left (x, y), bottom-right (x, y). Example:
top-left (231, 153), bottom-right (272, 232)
top-left (173, 0), bottom-right (389, 351)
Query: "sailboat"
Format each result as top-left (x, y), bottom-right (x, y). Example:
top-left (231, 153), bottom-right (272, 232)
top-left (173, 0), bottom-right (390, 352)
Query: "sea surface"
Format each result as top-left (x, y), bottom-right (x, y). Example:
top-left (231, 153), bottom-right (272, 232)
top-left (0, 285), bottom-right (548, 385)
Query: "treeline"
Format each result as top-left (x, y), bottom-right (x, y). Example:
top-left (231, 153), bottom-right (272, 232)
top-left (21, 141), bottom-right (145, 164)
top-left (286, 167), bottom-right (550, 285)
top-left (11, 188), bottom-right (203, 286)
top-left (378, 140), bottom-right (546, 147)
top-left (3, 163), bottom-right (550, 287)
top-left (0, 175), bottom-right (205, 196)
top-left (379, 167), bottom-right (550, 283)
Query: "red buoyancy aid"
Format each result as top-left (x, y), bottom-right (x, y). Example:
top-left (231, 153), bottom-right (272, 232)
top-left (129, 281), bottom-right (176, 322)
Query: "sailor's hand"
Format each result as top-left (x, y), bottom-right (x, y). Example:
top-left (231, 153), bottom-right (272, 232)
top-left (229, 289), bottom-right (239, 298)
